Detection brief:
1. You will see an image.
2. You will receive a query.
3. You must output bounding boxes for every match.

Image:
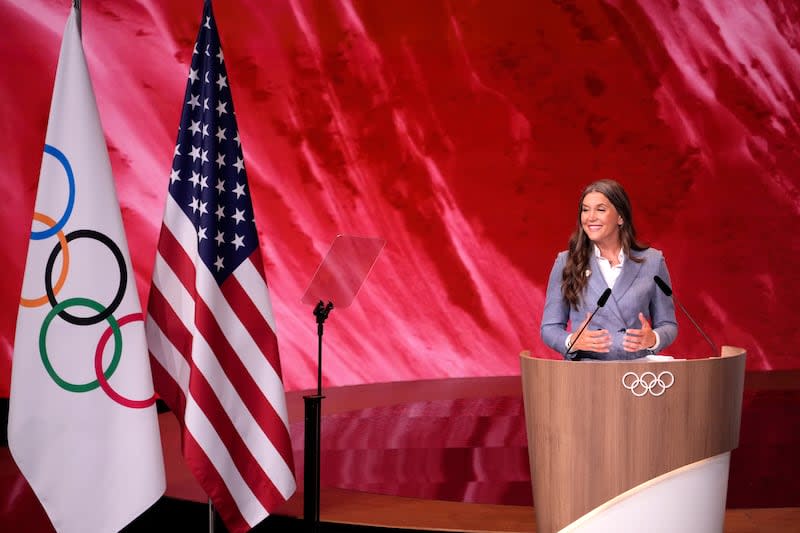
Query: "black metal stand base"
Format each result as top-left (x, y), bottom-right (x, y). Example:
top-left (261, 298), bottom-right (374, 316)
top-left (302, 300), bottom-right (334, 533)
top-left (303, 394), bottom-right (324, 532)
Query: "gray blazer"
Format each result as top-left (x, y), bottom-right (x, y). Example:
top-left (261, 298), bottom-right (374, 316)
top-left (540, 247), bottom-right (678, 360)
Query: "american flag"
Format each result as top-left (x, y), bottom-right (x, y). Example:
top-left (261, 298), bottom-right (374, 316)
top-left (145, 2), bottom-right (295, 531)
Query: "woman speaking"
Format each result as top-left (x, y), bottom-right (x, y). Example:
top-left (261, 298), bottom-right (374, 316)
top-left (540, 179), bottom-right (678, 360)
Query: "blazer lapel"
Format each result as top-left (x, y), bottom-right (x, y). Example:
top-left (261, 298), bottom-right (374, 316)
top-left (614, 251), bottom-right (643, 299)
top-left (586, 254), bottom-right (610, 306)
top-left (608, 251), bottom-right (643, 324)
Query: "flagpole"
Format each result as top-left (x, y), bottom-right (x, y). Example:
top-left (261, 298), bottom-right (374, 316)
top-left (73, 0), bottom-right (81, 35)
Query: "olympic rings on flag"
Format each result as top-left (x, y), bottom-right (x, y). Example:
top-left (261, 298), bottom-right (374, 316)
top-left (20, 212), bottom-right (70, 308)
top-left (621, 370), bottom-right (675, 397)
top-left (95, 313), bottom-right (156, 408)
top-left (31, 144), bottom-right (75, 240)
top-left (44, 229), bottom-right (127, 326)
top-left (39, 297), bottom-right (123, 393)
top-left (22, 144), bottom-right (151, 409)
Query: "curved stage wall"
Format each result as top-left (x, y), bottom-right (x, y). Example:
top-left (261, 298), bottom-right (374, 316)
top-left (2, 372), bottom-right (798, 530)
top-left (2, 0), bottom-right (800, 398)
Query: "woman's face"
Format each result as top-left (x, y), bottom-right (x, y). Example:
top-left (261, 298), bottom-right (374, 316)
top-left (581, 191), bottom-right (623, 248)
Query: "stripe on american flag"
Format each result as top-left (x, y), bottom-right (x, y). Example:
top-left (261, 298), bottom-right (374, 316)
top-left (148, 198), bottom-right (295, 519)
top-left (158, 195), bottom-right (291, 437)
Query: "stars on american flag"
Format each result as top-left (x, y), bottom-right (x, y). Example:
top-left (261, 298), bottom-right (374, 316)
top-left (168, 12), bottom-right (256, 282)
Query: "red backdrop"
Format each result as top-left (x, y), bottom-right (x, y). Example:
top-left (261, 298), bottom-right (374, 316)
top-left (2, 0), bottom-right (799, 397)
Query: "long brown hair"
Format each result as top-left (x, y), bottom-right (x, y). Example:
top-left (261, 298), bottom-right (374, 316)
top-left (562, 179), bottom-right (647, 309)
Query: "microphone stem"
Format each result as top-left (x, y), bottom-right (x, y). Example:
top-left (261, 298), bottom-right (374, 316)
top-left (675, 299), bottom-right (718, 356)
top-left (566, 306), bottom-right (600, 357)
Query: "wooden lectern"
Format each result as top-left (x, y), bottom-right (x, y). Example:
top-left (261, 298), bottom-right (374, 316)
top-left (520, 346), bottom-right (746, 533)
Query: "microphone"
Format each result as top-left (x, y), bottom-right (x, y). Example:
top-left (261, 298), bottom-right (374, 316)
top-left (653, 275), bottom-right (672, 297)
top-left (654, 275), bottom-right (718, 356)
top-left (566, 288), bottom-right (612, 358)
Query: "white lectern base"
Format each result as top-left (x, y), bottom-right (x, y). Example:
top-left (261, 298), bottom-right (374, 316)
top-left (561, 452), bottom-right (731, 533)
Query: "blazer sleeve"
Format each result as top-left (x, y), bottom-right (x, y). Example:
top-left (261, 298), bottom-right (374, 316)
top-left (540, 252), bottom-right (571, 356)
top-left (650, 253), bottom-right (678, 352)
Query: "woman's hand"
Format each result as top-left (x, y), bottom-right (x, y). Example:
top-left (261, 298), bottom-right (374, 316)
top-left (623, 312), bottom-right (656, 352)
top-left (569, 312), bottom-right (611, 353)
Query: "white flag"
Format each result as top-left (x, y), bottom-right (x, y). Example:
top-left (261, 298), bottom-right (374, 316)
top-left (8, 8), bottom-right (165, 533)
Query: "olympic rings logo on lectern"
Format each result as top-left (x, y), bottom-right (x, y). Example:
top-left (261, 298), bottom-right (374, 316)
top-left (621, 371), bottom-right (675, 397)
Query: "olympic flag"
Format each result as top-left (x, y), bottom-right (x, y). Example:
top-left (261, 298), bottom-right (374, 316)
top-left (145, 1), bottom-right (296, 531)
top-left (8, 7), bottom-right (165, 533)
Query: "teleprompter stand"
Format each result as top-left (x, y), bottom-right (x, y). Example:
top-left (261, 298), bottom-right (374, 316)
top-left (300, 235), bottom-right (385, 532)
